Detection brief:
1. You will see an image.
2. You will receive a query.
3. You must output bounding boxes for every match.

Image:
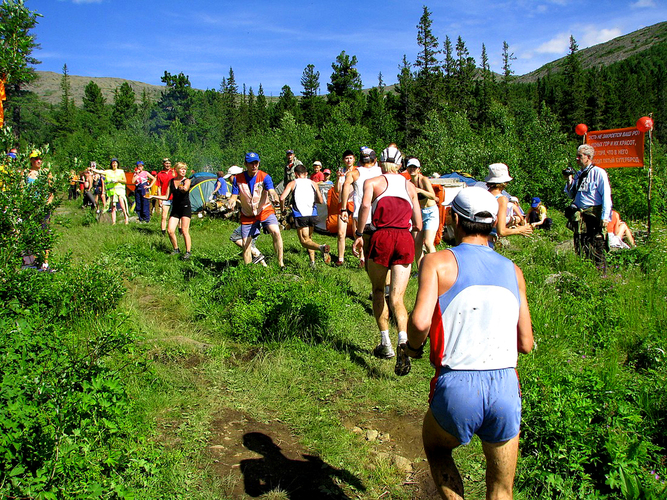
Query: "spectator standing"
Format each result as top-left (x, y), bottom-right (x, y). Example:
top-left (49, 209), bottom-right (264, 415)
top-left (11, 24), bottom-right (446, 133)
top-left (564, 144), bottom-right (613, 269)
top-left (156, 158), bottom-right (175, 234)
top-left (406, 157), bottom-right (439, 270)
top-left (91, 158), bottom-right (129, 225)
top-left (152, 162), bottom-right (193, 259)
top-left (133, 161), bottom-right (155, 223)
top-left (485, 163), bottom-right (533, 245)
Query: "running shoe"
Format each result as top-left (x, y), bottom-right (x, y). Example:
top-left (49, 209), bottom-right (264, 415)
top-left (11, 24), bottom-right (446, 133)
top-left (334, 260), bottom-right (344, 267)
top-left (320, 244), bottom-right (331, 264)
top-left (309, 261), bottom-right (316, 270)
top-left (394, 344), bottom-right (412, 376)
top-left (373, 343), bottom-right (395, 359)
top-left (252, 253), bottom-right (265, 265)
top-left (171, 249), bottom-right (181, 255)
top-left (182, 252), bottom-right (191, 260)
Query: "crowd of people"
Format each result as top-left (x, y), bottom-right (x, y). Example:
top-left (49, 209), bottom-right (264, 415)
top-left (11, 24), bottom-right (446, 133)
top-left (5, 140), bottom-right (639, 500)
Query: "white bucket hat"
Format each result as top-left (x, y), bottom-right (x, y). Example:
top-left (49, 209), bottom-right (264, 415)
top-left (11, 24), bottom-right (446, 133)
top-left (485, 163), bottom-right (513, 183)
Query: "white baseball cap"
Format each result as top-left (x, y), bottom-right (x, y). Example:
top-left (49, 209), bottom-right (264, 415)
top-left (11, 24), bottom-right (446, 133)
top-left (224, 165), bottom-right (243, 179)
top-left (451, 187), bottom-right (498, 224)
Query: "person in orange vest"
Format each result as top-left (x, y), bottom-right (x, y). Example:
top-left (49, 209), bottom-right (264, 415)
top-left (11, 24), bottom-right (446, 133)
top-left (227, 152), bottom-right (284, 268)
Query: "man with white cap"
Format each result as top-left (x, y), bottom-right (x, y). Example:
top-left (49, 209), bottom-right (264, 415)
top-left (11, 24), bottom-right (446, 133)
top-left (340, 146), bottom-right (382, 267)
top-left (403, 186), bottom-right (533, 499)
top-left (352, 145), bottom-right (421, 375)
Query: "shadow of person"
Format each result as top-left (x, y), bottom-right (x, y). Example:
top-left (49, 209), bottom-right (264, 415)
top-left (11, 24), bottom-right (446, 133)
top-left (240, 432), bottom-right (365, 499)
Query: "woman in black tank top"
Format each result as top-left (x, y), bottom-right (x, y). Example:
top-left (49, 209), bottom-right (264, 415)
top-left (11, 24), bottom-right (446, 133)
top-left (151, 162), bottom-right (193, 259)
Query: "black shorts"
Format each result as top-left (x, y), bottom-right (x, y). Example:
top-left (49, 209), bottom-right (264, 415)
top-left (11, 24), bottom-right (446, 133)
top-left (171, 203), bottom-right (192, 219)
top-left (293, 215), bottom-right (318, 228)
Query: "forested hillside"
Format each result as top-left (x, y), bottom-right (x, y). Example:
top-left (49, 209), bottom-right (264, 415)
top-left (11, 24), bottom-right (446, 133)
top-left (4, 10), bottom-right (666, 221)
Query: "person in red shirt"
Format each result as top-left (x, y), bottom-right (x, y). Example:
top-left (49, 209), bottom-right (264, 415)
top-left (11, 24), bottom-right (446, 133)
top-left (310, 161), bottom-right (325, 183)
top-left (155, 158), bottom-right (175, 234)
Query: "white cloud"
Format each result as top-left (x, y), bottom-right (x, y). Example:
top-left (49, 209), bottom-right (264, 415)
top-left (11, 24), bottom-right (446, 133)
top-left (631, 0), bottom-right (656, 7)
top-left (535, 33), bottom-right (570, 54)
top-left (581, 27), bottom-right (623, 47)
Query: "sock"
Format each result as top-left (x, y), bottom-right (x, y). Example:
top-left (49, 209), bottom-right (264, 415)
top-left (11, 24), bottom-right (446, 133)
top-left (398, 331), bottom-right (408, 345)
top-left (380, 330), bottom-right (391, 346)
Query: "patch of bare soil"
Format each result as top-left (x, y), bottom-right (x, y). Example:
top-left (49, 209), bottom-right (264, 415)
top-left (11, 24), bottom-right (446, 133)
top-left (206, 406), bottom-right (439, 499)
top-left (207, 408), bottom-right (366, 499)
top-left (342, 410), bottom-right (439, 500)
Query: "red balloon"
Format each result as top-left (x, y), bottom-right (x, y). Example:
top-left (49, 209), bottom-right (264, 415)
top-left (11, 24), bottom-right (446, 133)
top-left (575, 123), bottom-right (588, 136)
top-left (636, 116), bottom-right (654, 133)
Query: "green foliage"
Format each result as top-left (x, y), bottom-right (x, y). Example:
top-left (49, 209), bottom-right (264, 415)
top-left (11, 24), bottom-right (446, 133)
top-left (0, 0), bottom-right (41, 91)
top-left (205, 264), bottom-right (352, 344)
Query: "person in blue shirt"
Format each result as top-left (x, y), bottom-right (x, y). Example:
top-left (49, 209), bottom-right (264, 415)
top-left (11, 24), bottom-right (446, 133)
top-left (564, 144), bottom-right (612, 269)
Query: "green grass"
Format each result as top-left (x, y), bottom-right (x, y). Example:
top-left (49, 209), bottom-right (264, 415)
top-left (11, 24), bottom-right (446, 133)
top-left (43, 199), bottom-right (667, 499)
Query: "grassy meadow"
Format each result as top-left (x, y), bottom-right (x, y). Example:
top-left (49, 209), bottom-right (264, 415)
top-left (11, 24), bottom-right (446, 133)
top-left (2, 198), bottom-right (667, 499)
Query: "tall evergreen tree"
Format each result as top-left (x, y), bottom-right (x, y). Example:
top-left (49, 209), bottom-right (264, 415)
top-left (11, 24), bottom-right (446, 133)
top-left (415, 5), bottom-right (440, 77)
top-left (111, 81), bottom-right (137, 130)
top-left (219, 67), bottom-right (239, 144)
top-left (272, 84), bottom-right (299, 127)
top-left (560, 35), bottom-right (585, 128)
top-left (501, 40), bottom-right (516, 102)
top-left (255, 83), bottom-right (269, 132)
top-left (0, 0), bottom-right (41, 137)
top-left (453, 36), bottom-right (476, 111)
top-left (300, 64), bottom-right (326, 127)
top-left (56, 63), bottom-right (76, 135)
top-left (81, 80), bottom-right (108, 136)
top-left (327, 51), bottom-right (363, 106)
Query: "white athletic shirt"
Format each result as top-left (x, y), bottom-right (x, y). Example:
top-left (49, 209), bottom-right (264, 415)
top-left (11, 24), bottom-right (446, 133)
top-left (353, 164), bottom-right (382, 219)
top-left (292, 178), bottom-right (317, 217)
top-left (430, 243), bottom-right (520, 370)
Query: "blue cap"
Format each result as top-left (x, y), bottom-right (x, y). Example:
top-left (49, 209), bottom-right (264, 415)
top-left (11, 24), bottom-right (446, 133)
top-left (136, 161), bottom-right (144, 166)
top-left (245, 152), bottom-right (260, 163)
top-left (531, 197), bottom-right (541, 208)
top-left (111, 158), bottom-right (119, 164)
top-left (6, 152), bottom-right (16, 159)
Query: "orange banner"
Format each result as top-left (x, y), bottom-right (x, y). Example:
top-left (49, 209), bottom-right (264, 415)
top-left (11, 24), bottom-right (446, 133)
top-left (586, 127), bottom-right (645, 168)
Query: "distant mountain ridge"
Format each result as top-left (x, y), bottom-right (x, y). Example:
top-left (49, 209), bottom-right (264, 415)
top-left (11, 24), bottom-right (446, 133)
top-left (24, 21), bottom-right (667, 105)
top-left (25, 72), bottom-right (168, 106)
top-left (515, 21), bottom-right (667, 83)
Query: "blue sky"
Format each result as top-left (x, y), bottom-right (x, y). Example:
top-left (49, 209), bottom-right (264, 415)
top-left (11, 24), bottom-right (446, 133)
top-left (28, 0), bottom-right (666, 96)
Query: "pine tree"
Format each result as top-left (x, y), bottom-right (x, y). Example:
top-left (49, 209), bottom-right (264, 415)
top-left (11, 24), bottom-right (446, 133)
top-left (453, 36), bottom-right (476, 111)
top-left (300, 64), bottom-right (326, 127)
top-left (56, 63), bottom-right (76, 135)
top-left (561, 35), bottom-right (585, 128)
top-left (415, 5), bottom-right (440, 77)
top-left (272, 85), bottom-right (299, 127)
top-left (395, 55), bottom-right (416, 141)
top-left (501, 41), bottom-right (516, 102)
top-left (327, 51), bottom-right (363, 108)
top-left (81, 80), bottom-right (108, 136)
top-left (219, 67), bottom-right (239, 144)
top-left (476, 43), bottom-right (494, 126)
top-left (255, 84), bottom-right (269, 131)
top-left (111, 81), bottom-right (137, 130)
top-left (0, 0), bottom-right (42, 136)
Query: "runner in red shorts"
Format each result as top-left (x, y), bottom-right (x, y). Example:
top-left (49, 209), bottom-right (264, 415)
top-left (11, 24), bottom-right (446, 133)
top-left (352, 145), bottom-right (421, 375)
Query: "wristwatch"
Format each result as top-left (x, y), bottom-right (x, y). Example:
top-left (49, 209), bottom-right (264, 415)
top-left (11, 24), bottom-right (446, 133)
top-left (355, 231), bottom-right (364, 238)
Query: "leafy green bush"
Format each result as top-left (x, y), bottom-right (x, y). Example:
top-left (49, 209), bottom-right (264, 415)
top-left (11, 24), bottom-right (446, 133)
top-left (206, 264), bottom-right (353, 344)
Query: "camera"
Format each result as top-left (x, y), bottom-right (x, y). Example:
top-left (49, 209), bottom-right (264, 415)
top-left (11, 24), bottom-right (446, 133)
top-left (562, 166), bottom-right (575, 177)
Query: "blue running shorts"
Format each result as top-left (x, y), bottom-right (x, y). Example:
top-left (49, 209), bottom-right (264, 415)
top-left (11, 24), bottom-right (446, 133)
top-left (429, 368), bottom-right (521, 445)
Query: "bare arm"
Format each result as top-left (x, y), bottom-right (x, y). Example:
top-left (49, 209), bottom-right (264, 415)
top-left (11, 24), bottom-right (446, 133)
top-left (496, 196), bottom-right (532, 237)
top-left (406, 180), bottom-right (423, 233)
top-left (352, 176), bottom-right (375, 256)
top-left (177, 178), bottom-right (191, 191)
top-left (312, 180), bottom-right (324, 204)
top-left (416, 175), bottom-right (437, 201)
top-left (279, 181), bottom-right (295, 212)
top-left (515, 264), bottom-right (534, 354)
top-left (152, 183), bottom-right (172, 201)
top-left (407, 252), bottom-right (442, 350)
top-left (339, 170), bottom-right (358, 223)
